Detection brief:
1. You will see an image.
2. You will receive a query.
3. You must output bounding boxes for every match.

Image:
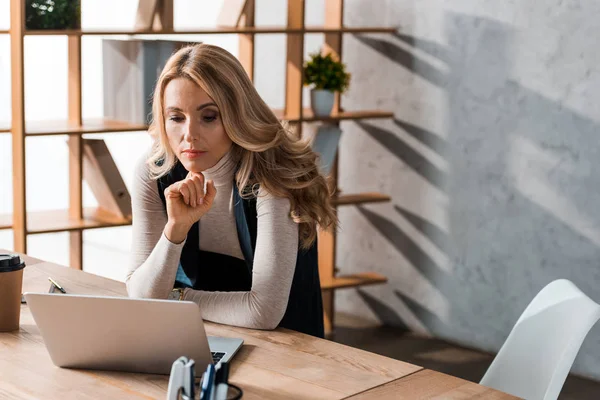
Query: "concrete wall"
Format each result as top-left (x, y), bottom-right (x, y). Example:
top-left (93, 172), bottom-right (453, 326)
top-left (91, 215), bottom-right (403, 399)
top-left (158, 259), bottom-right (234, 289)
top-left (336, 0), bottom-right (600, 380)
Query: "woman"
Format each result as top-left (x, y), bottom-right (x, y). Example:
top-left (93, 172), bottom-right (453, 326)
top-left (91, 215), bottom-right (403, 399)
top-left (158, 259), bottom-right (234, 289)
top-left (126, 43), bottom-right (336, 338)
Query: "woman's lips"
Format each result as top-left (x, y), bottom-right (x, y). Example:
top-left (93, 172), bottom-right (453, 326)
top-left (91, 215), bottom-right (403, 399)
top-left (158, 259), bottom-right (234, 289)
top-left (181, 150), bottom-right (207, 159)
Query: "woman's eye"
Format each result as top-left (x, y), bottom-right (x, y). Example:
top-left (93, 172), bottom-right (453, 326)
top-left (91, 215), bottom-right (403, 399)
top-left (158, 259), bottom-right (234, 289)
top-left (203, 113), bottom-right (218, 122)
top-left (168, 115), bottom-right (184, 122)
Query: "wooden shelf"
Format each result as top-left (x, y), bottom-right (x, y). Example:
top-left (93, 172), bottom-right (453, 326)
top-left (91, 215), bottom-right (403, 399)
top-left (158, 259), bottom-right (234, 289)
top-left (12, 208), bottom-right (132, 235)
top-left (23, 26), bottom-right (396, 36)
top-left (24, 118), bottom-right (148, 137)
top-left (321, 272), bottom-right (388, 290)
top-left (302, 109), bottom-right (394, 122)
top-left (273, 109), bottom-right (394, 123)
top-left (332, 192), bottom-right (391, 206)
top-left (0, 214), bottom-right (11, 230)
top-left (17, 109), bottom-right (393, 137)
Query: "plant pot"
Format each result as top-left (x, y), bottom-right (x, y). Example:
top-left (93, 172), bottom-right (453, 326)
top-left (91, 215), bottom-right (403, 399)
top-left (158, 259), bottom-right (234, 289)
top-left (310, 89), bottom-right (335, 117)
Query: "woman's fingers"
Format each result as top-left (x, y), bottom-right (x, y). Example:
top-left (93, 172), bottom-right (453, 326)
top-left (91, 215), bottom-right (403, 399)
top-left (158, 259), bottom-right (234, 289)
top-left (203, 179), bottom-right (217, 207)
top-left (166, 173), bottom-right (207, 209)
top-left (186, 180), bottom-right (197, 207)
top-left (178, 181), bottom-right (191, 205)
top-left (190, 173), bottom-right (205, 205)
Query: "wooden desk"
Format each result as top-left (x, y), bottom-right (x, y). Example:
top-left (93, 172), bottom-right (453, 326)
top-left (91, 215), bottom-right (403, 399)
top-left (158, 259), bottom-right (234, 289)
top-left (346, 370), bottom-right (519, 399)
top-left (0, 254), bottom-right (516, 399)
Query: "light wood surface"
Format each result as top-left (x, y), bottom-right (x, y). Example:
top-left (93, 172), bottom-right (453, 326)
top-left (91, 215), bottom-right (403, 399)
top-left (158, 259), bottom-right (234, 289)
top-left (24, 118), bottom-right (149, 136)
top-left (345, 370), bottom-right (519, 399)
top-left (68, 35), bottom-right (84, 270)
top-left (321, 272), bottom-right (388, 290)
top-left (22, 26), bottom-right (397, 36)
top-left (0, 253), bottom-right (423, 399)
top-left (12, 207), bottom-right (132, 234)
top-left (284, 0), bottom-right (305, 124)
top-left (302, 109), bottom-right (394, 122)
top-left (15, 109), bottom-right (392, 137)
top-left (0, 213), bottom-right (11, 230)
top-left (332, 193), bottom-right (391, 206)
top-left (0, 193), bottom-right (391, 233)
top-left (10, 0), bottom-right (26, 254)
top-left (238, 0), bottom-right (255, 81)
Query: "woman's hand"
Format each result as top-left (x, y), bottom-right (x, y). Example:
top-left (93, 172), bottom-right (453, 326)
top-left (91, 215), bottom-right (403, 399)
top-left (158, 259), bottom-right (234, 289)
top-left (163, 172), bottom-right (217, 243)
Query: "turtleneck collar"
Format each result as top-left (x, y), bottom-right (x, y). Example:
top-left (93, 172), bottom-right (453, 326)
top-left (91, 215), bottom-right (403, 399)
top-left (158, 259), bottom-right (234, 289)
top-left (202, 148), bottom-right (237, 187)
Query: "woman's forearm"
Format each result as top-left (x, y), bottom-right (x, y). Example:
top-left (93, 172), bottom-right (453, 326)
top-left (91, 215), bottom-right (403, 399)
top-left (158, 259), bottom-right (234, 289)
top-left (126, 231), bottom-right (186, 299)
top-left (127, 155), bottom-right (188, 299)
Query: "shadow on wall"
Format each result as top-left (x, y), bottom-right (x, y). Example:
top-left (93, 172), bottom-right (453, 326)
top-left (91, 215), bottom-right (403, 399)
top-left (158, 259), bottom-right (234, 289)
top-left (348, 11), bottom-right (600, 377)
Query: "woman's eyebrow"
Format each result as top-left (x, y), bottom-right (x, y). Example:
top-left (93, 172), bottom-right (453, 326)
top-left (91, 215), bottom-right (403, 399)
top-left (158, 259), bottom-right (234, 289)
top-left (165, 102), bottom-right (217, 112)
top-left (197, 102), bottom-right (217, 111)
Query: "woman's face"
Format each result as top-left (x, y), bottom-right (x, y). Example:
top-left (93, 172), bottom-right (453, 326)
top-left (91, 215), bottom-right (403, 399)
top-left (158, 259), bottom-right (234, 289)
top-left (163, 77), bottom-right (232, 173)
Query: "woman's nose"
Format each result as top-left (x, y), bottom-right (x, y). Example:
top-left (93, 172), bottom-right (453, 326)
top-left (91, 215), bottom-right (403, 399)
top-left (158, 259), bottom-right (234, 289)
top-left (183, 122), bottom-right (196, 143)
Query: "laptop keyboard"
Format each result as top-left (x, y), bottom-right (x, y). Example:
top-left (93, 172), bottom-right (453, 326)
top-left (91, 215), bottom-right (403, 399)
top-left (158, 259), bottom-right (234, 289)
top-left (211, 351), bottom-right (226, 364)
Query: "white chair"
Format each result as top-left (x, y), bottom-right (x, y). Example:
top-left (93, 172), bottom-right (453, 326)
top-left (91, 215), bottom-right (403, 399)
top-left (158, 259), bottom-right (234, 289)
top-left (480, 279), bottom-right (600, 400)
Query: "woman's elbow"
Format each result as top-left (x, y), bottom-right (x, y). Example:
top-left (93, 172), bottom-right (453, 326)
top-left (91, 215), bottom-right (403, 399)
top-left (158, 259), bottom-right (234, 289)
top-left (259, 315), bottom-right (282, 330)
top-left (249, 299), bottom-right (286, 330)
top-left (125, 278), bottom-right (164, 300)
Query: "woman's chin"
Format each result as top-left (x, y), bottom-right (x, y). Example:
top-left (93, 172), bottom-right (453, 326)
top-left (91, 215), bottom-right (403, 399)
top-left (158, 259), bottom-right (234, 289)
top-left (180, 158), bottom-right (215, 173)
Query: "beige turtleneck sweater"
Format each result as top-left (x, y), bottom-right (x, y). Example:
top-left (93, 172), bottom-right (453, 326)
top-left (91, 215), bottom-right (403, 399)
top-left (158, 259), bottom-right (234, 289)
top-left (126, 150), bottom-right (299, 330)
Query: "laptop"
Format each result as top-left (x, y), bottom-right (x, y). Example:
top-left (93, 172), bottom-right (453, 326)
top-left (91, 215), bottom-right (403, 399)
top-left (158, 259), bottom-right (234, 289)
top-left (24, 293), bottom-right (243, 376)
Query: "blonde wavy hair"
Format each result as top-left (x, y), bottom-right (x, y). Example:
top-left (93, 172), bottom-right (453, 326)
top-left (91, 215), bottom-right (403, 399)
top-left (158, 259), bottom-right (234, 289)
top-left (146, 43), bottom-right (337, 248)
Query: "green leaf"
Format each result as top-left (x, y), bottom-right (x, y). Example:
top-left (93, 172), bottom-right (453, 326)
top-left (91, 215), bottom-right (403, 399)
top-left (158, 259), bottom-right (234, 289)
top-left (303, 50), bottom-right (351, 92)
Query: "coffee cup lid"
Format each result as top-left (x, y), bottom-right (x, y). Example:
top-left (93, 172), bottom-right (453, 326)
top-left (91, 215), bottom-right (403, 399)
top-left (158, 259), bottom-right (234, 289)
top-left (0, 254), bottom-right (26, 273)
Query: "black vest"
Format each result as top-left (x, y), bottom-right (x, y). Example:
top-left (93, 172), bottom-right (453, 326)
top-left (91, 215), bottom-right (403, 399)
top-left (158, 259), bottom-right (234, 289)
top-left (156, 162), bottom-right (324, 338)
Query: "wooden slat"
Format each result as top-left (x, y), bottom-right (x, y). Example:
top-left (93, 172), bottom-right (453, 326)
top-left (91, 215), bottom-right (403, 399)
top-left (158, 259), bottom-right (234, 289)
top-left (271, 108), bottom-right (394, 123)
top-left (320, 0), bottom-right (344, 337)
top-left (24, 118), bottom-right (148, 136)
top-left (0, 195), bottom-right (391, 231)
top-left (302, 109), bottom-right (394, 122)
top-left (318, 226), bottom-right (336, 334)
top-left (238, 0), bottom-right (255, 81)
top-left (21, 110), bottom-right (392, 137)
top-left (11, 0), bottom-right (26, 253)
top-left (321, 272), bottom-right (387, 290)
top-left (332, 192), bottom-right (391, 206)
top-left (308, 26), bottom-right (397, 33)
top-left (0, 122), bottom-right (10, 133)
top-left (0, 214), bottom-right (11, 230)
top-left (23, 208), bottom-right (132, 234)
top-left (68, 35), bottom-right (83, 270)
top-left (345, 370), bottom-right (519, 399)
top-left (2, 256), bottom-right (422, 400)
top-left (0, 30), bottom-right (9, 34)
top-left (23, 26), bottom-right (396, 36)
top-left (153, 0), bottom-right (174, 31)
top-left (284, 0), bottom-right (305, 125)
top-left (324, 0), bottom-right (344, 114)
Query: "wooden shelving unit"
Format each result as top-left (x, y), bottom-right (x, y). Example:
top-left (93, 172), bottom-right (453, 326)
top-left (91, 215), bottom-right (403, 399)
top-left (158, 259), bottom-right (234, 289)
top-left (321, 272), bottom-right (388, 290)
top-left (331, 193), bottom-right (391, 207)
top-left (22, 26), bottom-right (396, 36)
top-left (8, 109), bottom-right (392, 137)
top-left (7, 0), bottom-right (393, 335)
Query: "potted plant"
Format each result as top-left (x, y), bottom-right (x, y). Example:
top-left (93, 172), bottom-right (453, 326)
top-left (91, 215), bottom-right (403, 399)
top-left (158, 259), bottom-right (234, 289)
top-left (26, 0), bottom-right (81, 30)
top-left (303, 51), bottom-right (350, 117)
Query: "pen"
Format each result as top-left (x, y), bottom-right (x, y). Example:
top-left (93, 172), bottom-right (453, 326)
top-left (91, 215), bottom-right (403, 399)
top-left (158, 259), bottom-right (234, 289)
top-left (48, 277), bottom-right (67, 294)
top-left (214, 362), bottom-right (230, 400)
top-left (200, 364), bottom-right (215, 400)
